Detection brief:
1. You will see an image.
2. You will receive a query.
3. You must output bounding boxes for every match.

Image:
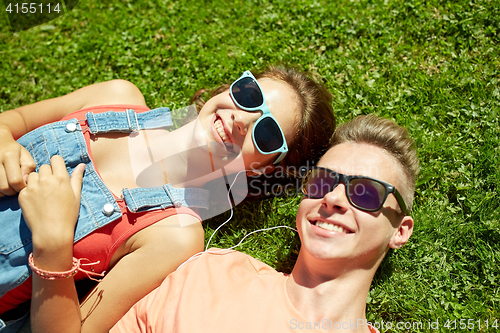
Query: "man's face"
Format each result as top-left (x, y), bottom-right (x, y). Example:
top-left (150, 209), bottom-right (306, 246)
top-left (295, 142), bottom-right (413, 269)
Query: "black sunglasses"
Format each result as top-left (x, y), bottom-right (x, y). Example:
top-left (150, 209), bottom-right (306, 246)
top-left (230, 71), bottom-right (288, 165)
top-left (301, 167), bottom-right (409, 215)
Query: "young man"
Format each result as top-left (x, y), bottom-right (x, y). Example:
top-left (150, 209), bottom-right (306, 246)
top-left (109, 114), bottom-right (418, 333)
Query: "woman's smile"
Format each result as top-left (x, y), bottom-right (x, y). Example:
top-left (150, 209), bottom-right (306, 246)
top-left (212, 114), bottom-right (235, 153)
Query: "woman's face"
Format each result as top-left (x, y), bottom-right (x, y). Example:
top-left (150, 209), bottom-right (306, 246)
top-left (197, 78), bottom-right (300, 171)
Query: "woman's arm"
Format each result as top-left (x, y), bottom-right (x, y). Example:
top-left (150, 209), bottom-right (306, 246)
top-left (18, 156), bottom-right (84, 332)
top-left (19, 156), bottom-right (203, 333)
top-left (77, 215), bottom-right (203, 332)
top-left (0, 80), bottom-right (146, 196)
top-left (1, 79), bottom-right (146, 138)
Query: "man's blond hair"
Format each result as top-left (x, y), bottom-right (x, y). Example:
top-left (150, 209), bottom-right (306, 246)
top-left (330, 114), bottom-right (419, 212)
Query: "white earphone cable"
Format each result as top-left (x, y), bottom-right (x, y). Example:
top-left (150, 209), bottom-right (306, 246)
top-left (177, 169), bottom-right (297, 271)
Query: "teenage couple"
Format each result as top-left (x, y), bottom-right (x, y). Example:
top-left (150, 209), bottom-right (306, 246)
top-left (0, 67), bottom-right (417, 332)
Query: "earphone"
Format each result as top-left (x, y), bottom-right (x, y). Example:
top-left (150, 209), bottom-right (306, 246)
top-left (176, 169), bottom-right (298, 271)
top-left (251, 168), bottom-right (265, 175)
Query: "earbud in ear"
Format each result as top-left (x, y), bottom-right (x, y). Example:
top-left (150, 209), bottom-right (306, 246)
top-left (247, 165), bottom-right (274, 176)
top-left (252, 168), bottom-right (265, 175)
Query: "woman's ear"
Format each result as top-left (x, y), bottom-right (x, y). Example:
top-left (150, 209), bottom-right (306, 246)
top-left (246, 164), bottom-right (275, 177)
top-left (389, 215), bottom-right (414, 249)
top-left (262, 164), bottom-right (275, 174)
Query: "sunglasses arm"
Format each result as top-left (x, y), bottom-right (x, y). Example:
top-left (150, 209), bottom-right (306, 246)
top-left (392, 189), bottom-right (409, 216)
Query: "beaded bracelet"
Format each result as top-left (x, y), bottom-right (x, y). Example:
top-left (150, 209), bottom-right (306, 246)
top-left (28, 253), bottom-right (106, 281)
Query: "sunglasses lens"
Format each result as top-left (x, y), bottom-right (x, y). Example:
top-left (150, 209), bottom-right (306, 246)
top-left (348, 178), bottom-right (386, 211)
top-left (232, 73), bottom-right (286, 154)
top-left (254, 117), bottom-right (284, 153)
top-left (302, 168), bottom-right (338, 198)
top-left (231, 77), bottom-right (263, 108)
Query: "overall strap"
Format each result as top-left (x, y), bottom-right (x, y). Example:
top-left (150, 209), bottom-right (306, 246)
top-left (121, 184), bottom-right (209, 213)
top-left (85, 107), bottom-right (172, 134)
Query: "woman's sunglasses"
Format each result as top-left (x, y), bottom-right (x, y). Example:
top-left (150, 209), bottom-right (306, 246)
top-left (301, 167), bottom-right (409, 215)
top-left (230, 71), bottom-right (288, 164)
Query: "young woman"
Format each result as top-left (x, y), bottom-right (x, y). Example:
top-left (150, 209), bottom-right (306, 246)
top-left (0, 67), bottom-right (336, 332)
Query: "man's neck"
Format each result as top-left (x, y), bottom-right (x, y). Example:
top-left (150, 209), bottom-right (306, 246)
top-left (286, 254), bottom-right (376, 332)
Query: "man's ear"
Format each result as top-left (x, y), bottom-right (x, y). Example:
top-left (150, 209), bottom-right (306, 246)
top-left (389, 215), bottom-right (414, 249)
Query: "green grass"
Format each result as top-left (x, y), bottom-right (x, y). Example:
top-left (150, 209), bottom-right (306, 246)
top-left (1, 0), bottom-right (499, 331)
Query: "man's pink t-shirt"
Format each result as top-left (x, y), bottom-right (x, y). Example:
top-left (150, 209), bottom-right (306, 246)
top-left (111, 249), bottom-right (379, 333)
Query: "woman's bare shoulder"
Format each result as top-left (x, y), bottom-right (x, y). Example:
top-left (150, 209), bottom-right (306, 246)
top-left (78, 80), bottom-right (147, 109)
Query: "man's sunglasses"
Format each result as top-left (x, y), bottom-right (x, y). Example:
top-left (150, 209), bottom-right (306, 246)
top-left (301, 167), bottom-right (409, 215)
top-left (230, 71), bottom-right (288, 164)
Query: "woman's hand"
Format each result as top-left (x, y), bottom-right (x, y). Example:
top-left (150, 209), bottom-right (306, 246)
top-left (18, 155), bottom-right (85, 252)
top-left (19, 156), bottom-right (85, 333)
top-left (0, 126), bottom-right (36, 197)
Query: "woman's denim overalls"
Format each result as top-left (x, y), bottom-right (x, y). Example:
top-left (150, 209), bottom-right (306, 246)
top-left (0, 108), bottom-right (208, 331)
